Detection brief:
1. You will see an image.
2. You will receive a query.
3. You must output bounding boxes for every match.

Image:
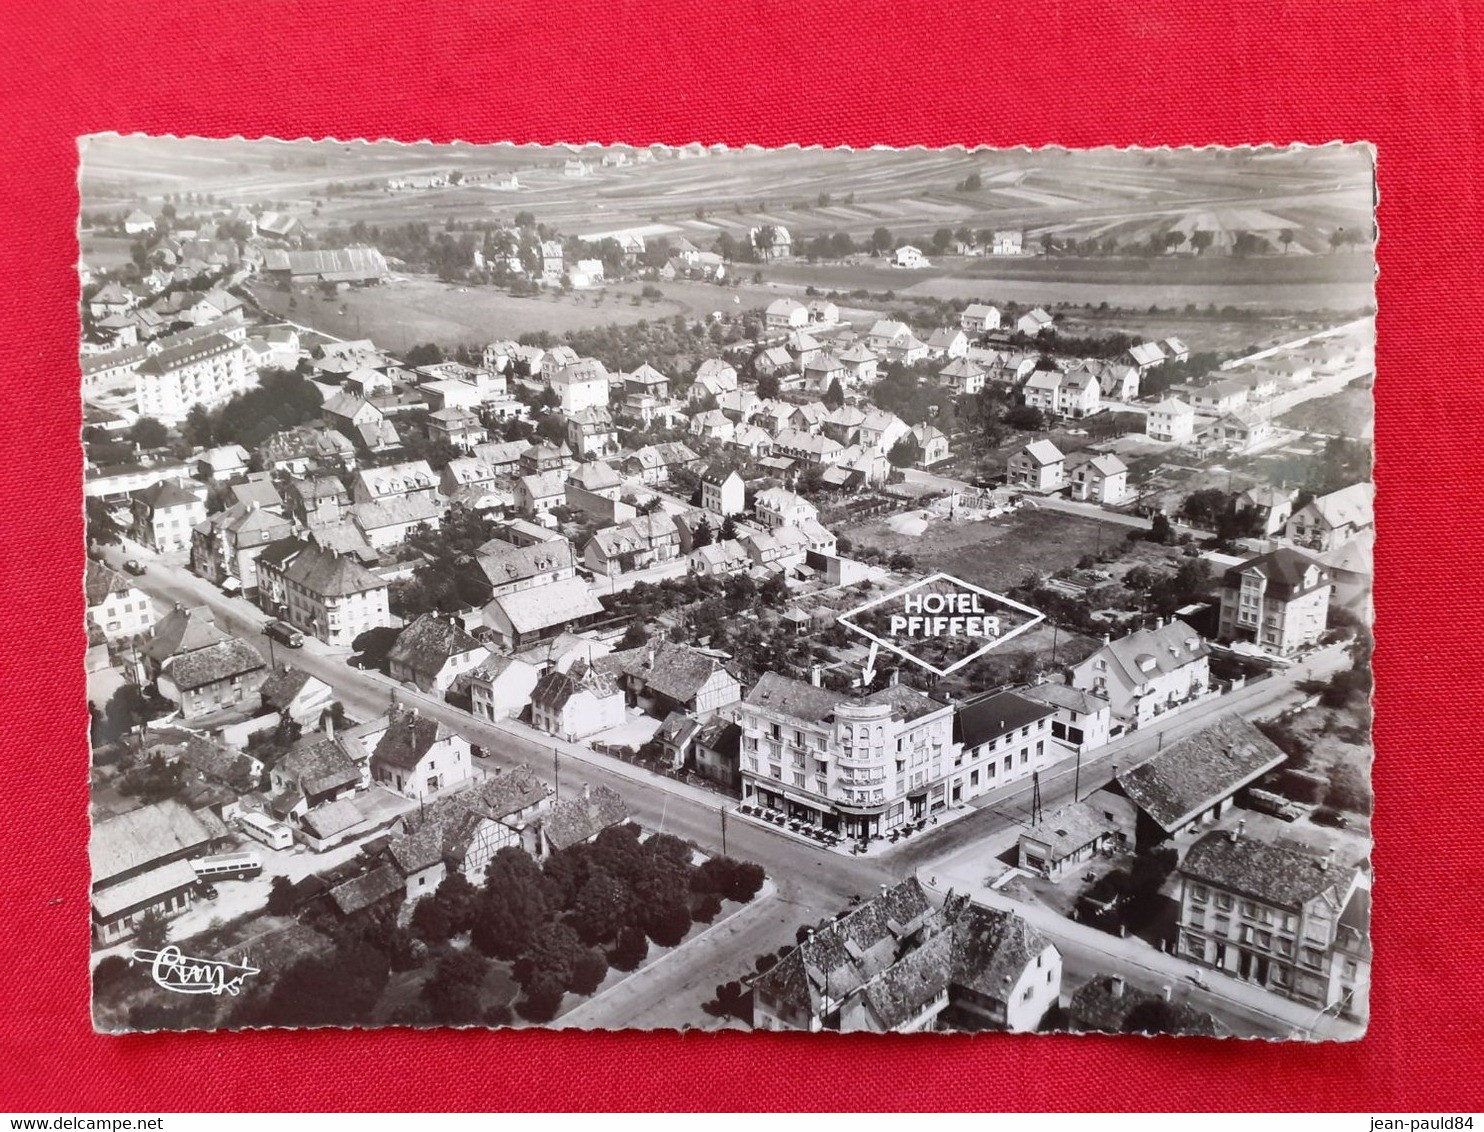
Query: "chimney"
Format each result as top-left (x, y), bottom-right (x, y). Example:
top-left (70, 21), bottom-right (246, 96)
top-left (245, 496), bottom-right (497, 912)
top-left (810, 664), bottom-right (823, 688)
top-left (1237, 818), bottom-right (1247, 839)
top-left (888, 668), bottom-right (899, 687)
top-left (1110, 975), bottom-right (1125, 999)
top-left (1319, 848), bottom-right (1334, 872)
top-left (323, 715), bottom-right (335, 741)
top-left (1161, 984), bottom-right (1172, 1002)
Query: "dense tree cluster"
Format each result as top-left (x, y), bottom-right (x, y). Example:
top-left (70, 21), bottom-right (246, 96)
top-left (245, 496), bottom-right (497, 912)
top-left (405, 831), bottom-right (766, 1024)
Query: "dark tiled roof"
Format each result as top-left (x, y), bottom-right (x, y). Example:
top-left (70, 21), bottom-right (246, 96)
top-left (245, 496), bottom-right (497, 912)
top-left (387, 614), bottom-right (485, 677)
top-left (279, 542), bottom-right (386, 597)
top-left (1180, 831), bottom-right (1354, 910)
top-left (1221, 547), bottom-right (1330, 600)
top-left (945, 901), bottom-right (1050, 1006)
top-left (1117, 715), bottom-right (1286, 832)
top-left (371, 708), bottom-right (450, 772)
top-left (84, 560), bottom-right (131, 606)
top-left (163, 637), bottom-right (266, 691)
top-left (280, 736), bottom-right (360, 797)
top-left (259, 666), bottom-right (319, 711)
top-left (1021, 791), bottom-right (1137, 862)
top-left (328, 864), bottom-right (404, 916)
top-left (471, 540), bottom-right (575, 590)
top-left (174, 735), bottom-right (256, 791)
top-left (609, 641), bottom-right (732, 705)
top-left (955, 690), bottom-right (1054, 747)
top-left (744, 672), bottom-right (847, 723)
top-left (540, 785), bottom-right (627, 852)
top-left (134, 480), bottom-right (201, 510)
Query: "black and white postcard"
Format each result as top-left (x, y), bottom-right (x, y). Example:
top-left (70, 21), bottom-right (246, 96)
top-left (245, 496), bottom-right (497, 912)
top-left (82, 138), bottom-right (1374, 1038)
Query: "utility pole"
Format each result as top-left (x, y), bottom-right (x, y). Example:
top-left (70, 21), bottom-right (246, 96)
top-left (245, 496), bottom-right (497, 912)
top-left (720, 805), bottom-right (728, 857)
top-left (1030, 770), bottom-right (1043, 826)
top-left (553, 746), bottom-right (560, 800)
top-left (1073, 747), bottom-right (1082, 803)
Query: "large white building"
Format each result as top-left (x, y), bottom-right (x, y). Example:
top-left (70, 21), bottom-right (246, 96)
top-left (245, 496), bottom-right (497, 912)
top-left (737, 673), bottom-right (957, 840)
top-left (134, 332), bottom-right (253, 424)
top-left (256, 539), bottom-right (391, 649)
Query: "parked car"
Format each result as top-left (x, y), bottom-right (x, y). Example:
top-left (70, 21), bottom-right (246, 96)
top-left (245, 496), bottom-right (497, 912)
top-left (122, 559), bottom-right (147, 576)
top-left (264, 620), bottom-right (304, 648)
top-left (195, 882), bottom-right (219, 900)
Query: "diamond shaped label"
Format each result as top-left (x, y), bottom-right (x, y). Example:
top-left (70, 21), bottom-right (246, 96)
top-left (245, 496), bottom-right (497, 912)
top-left (837, 572), bottom-right (1045, 677)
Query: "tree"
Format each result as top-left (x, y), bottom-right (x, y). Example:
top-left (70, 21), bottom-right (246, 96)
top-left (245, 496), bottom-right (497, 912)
top-left (617, 621), bottom-right (650, 649)
top-left (515, 921), bottom-right (587, 990)
top-left (1279, 228), bottom-right (1296, 254)
top-left (870, 227), bottom-right (894, 256)
top-left (243, 942), bottom-right (390, 1028)
top-left (126, 417), bottom-right (170, 449)
top-left (755, 371), bottom-right (780, 399)
top-left (421, 949), bottom-right (489, 1025)
top-left (644, 899), bottom-right (694, 948)
top-left (886, 436), bottom-right (918, 469)
top-left (692, 893), bottom-right (723, 923)
top-left (133, 908), bottom-right (170, 952)
top-left (1189, 230), bottom-right (1215, 255)
top-left (759, 572), bottom-right (789, 608)
top-left (823, 378), bottom-right (845, 410)
top-left (182, 404), bottom-right (215, 448)
top-left (85, 497), bottom-right (124, 548)
top-left (690, 514), bottom-right (714, 549)
top-left (1003, 405), bottom-right (1045, 431)
top-left (719, 515), bottom-right (739, 542)
top-left (403, 342), bottom-right (444, 367)
top-left (609, 923), bottom-right (649, 971)
top-left (1149, 512), bottom-right (1175, 544)
top-left (266, 875), bottom-right (296, 916)
top-left (515, 971), bottom-right (565, 1022)
top-left (567, 947), bottom-right (609, 995)
top-left (567, 869), bottom-right (633, 945)
top-left (471, 848), bottom-right (555, 959)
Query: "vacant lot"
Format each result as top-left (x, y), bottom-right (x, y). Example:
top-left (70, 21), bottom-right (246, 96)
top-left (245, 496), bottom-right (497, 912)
top-left (840, 506), bottom-right (1133, 595)
top-left (1276, 379), bottom-right (1374, 440)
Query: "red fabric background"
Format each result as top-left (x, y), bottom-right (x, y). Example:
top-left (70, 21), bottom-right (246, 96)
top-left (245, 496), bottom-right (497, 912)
top-left (1, 0), bottom-right (1480, 1112)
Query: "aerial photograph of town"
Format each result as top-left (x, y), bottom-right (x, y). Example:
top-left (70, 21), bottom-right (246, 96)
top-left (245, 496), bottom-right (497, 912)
top-left (81, 137), bottom-right (1375, 1039)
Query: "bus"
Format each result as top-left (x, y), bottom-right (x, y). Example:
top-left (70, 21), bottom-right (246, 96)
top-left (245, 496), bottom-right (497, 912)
top-left (238, 811), bottom-right (295, 851)
top-left (190, 852), bottom-right (263, 881)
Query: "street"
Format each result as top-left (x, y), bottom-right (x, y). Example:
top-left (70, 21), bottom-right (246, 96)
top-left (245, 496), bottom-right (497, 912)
top-left (99, 539), bottom-right (1351, 1031)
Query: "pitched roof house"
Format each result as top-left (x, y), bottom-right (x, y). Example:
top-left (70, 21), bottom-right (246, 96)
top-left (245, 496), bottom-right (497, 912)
top-left (1067, 618), bottom-right (1209, 729)
top-left (386, 613), bottom-right (492, 694)
top-left (1116, 714), bottom-right (1286, 846)
top-left (371, 707), bottom-right (474, 800)
top-left (753, 879), bottom-right (1061, 1034)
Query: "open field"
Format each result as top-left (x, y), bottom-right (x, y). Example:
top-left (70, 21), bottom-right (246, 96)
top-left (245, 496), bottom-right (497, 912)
top-left (248, 276), bottom-right (693, 349)
top-left (840, 506), bottom-right (1134, 595)
top-left (1276, 378), bottom-right (1375, 440)
top-left (762, 250), bottom-right (1373, 314)
top-left (83, 138), bottom-right (1375, 316)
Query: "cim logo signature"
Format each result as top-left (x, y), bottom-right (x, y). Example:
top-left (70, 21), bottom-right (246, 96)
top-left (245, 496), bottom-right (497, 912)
top-left (130, 946), bottom-right (260, 996)
top-left (838, 572), bottom-right (1044, 677)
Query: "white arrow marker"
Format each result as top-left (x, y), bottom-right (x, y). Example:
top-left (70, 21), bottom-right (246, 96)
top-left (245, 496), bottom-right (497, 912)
top-left (861, 641), bottom-right (880, 687)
